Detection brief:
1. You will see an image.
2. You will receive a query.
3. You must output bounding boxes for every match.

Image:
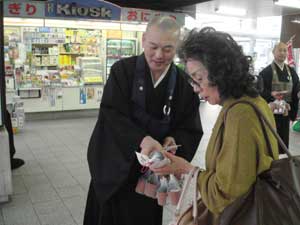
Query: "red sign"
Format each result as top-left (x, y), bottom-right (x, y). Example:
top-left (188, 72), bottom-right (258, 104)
top-left (4, 1), bottom-right (45, 18)
top-left (121, 8), bottom-right (185, 26)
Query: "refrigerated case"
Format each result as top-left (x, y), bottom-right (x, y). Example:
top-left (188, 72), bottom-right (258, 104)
top-left (77, 57), bottom-right (104, 84)
top-left (106, 39), bottom-right (137, 79)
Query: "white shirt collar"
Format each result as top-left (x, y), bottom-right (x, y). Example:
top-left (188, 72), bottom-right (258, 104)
top-left (151, 64), bottom-right (171, 88)
top-left (274, 61), bottom-right (285, 71)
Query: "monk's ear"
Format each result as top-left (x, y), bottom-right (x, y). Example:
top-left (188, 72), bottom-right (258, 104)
top-left (142, 33), bottom-right (146, 49)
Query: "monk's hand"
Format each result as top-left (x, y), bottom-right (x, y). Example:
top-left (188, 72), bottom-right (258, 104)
top-left (163, 136), bottom-right (176, 148)
top-left (162, 136), bottom-right (178, 153)
top-left (140, 136), bottom-right (162, 156)
top-left (271, 91), bottom-right (284, 100)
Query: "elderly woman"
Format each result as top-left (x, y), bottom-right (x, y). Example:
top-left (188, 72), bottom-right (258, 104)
top-left (142, 28), bottom-right (279, 222)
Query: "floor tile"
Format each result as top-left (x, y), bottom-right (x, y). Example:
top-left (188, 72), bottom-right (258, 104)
top-left (63, 195), bottom-right (87, 225)
top-left (28, 186), bottom-right (59, 203)
top-left (34, 200), bottom-right (76, 225)
top-left (56, 185), bottom-right (85, 199)
top-left (2, 204), bottom-right (40, 225)
top-left (19, 160), bottom-right (44, 176)
top-left (46, 171), bottom-right (78, 188)
top-left (22, 174), bottom-right (52, 190)
top-left (38, 159), bottom-right (66, 172)
top-left (11, 175), bottom-right (27, 195)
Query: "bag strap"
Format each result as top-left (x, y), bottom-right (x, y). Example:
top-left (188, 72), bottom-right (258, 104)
top-left (192, 168), bottom-right (201, 223)
top-left (175, 167), bottom-right (201, 219)
top-left (224, 100), bottom-right (292, 158)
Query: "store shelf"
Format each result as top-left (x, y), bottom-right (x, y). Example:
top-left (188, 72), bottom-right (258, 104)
top-left (107, 55), bottom-right (121, 59)
top-left (33, 64), bottom-right (58, 67)
top-left (107, 46), bottom-right (133, 49)
top-left (32, 43), bottom-right (59, 45)
top-left (60, 52), bottom-right (84, 55)
top-left (107, 45), bottom-right (121, 48)
top-left (18, 87), bottom-right (41, 90)
top-left (33, 54), bottom-right (58, 56)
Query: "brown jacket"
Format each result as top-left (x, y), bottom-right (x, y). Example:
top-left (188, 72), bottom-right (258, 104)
top-left (198, 96), bottom-right (279, 216)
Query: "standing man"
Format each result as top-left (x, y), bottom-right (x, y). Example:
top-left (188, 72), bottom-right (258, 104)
top-left (4, 109), bottom-right (25, 170)
top-left (260, 42), bottom-right (299, 154)
top-left (83, 16), bottom-right (203, 225)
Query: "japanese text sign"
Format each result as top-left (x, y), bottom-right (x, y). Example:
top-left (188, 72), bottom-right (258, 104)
top-left (4, 0), bottom-right (45, 18)
top-left (46, 0), bottom-right (121, 20)
top-left (121, 8), bottom-right (185, 26)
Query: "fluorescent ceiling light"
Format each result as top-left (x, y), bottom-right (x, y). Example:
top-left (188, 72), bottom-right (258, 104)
top-left (4, 18), bottom-right (44, 26)
top-left (215, 6), bottom-right (247, 16)
top-left (121, 23), bottom-right (147, 31)
top-left (291, 19), bottom-right (300, 23)
top-left (274, 0), bottom-right (300, 9)
top-left (44, 19), bottom-right (121, 30)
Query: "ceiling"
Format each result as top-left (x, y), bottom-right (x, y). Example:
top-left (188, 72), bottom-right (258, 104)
top-left (105, 0), bottom-right (210, 12)
top-left (195, 0), bottom-right (300, 18)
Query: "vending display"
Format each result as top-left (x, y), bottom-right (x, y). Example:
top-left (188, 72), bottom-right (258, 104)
top-left (106, 39), bottom-right (137, 78)
top-left (77, 57), bottom-right (104, 84)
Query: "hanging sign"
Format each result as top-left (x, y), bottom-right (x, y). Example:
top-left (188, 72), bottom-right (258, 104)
top-left (121, 8), bottom-right (185, 26)
top-left (4, 0), bottom-right (45, 18)
top-left (46, 0), bottom-right (121, 21)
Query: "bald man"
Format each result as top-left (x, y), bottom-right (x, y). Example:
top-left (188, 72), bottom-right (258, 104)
top-left (260, 42), bottom-right (299, 154)
top-left (83, 16), bottom-right (203, 225)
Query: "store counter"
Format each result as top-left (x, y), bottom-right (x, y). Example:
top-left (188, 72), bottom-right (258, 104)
top-left (20, 84), bottom-right (103, 113)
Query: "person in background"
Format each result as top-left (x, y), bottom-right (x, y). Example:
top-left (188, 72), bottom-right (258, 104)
top-left (259, 42), bottom-right (299, 154)
top-left (143, 27), bottom-right (279, 223)
top-left (83, 16), bottom-right (203, 225)
top-left (246, 55), bottom-right (264, 93)
top-left (4, 109), bottom-right (25, 170)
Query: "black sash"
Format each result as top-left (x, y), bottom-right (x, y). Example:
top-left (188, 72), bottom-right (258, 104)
top-left (131, 54), bottom-right (177, 141)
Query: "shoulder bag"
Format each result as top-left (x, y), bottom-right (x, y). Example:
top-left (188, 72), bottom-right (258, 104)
top-left (220, 100), bottom-right (300, 225)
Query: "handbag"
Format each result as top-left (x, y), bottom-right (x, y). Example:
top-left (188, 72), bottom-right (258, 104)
top-left (292, 120), bottom-right (300, 132)
top-left (169, 167), bottom-right (218, 225)
top-left (219, 100), bottom-right (300, 225)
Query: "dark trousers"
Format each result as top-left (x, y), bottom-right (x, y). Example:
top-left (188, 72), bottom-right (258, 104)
top-left (274, 114), bottom-right (290, 154)
top-left (84, 181), bottom-right (162, 225)
top-left (4, 109), bottom-right (16, 159)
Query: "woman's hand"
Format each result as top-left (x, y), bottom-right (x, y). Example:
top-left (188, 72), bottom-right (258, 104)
top-left (140, 136), bottom-right (162, 156)
top-left (150, 151), bottom-right (195, 176)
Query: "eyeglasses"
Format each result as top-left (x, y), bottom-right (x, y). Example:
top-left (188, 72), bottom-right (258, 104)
top-left (187, 75), bottom-right (201, 89)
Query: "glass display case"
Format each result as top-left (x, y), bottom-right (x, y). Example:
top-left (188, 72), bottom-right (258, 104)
top-left (106, 38), bottom-right (137, 79)
top-left (77, 57), bottom-right (104, 84)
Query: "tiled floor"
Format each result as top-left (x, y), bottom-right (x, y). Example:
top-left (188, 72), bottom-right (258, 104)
top-left (1, 102), bottom-right (300, 225)
top-left (0, 117), bottom-right (93, 225)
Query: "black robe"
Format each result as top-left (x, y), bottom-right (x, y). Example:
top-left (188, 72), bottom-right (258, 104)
top-left (259, 63), bottom-right (299, 153)
top-left (84, 55), bottom-right (203, 225)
